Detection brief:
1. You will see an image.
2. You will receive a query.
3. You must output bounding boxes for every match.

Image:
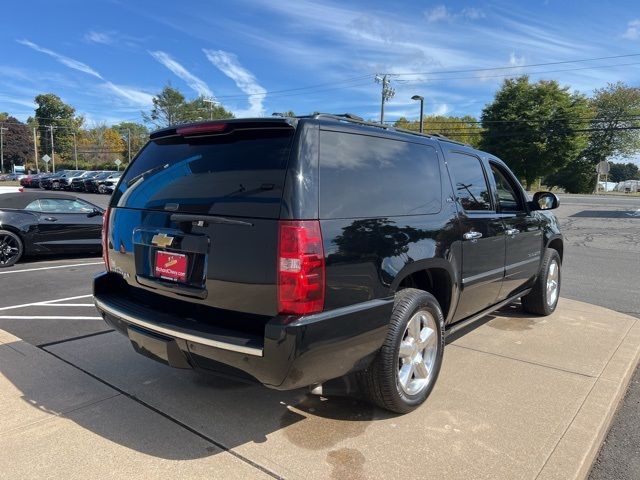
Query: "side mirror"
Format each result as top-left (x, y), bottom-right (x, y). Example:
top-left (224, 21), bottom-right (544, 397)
top-left (531, 191), bottom-right (559, 211)
top-left (87, 208), bottom-right (104, 218)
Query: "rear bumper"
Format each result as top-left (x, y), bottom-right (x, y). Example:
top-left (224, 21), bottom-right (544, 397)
top-left (93, 272), bottom-right (392, 389)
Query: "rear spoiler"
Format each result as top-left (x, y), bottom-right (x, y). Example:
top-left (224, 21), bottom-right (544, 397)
top-left (149, 118), bottom-right (297, 140)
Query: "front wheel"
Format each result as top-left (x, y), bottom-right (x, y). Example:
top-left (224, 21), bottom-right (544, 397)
top-left (521, 248), bottom-right (561, 316)
top-left (359, 288), bottom-right (445, 413)
top-left (0, 230), bottom-right (23, 267)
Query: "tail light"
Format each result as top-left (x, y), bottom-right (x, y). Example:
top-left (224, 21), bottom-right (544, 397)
top-left (278, 220), bottom-right (325, 315)
top-left (101, 207), bottom-right (110, 271)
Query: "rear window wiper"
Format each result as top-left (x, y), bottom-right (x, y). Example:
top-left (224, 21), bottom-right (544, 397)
top-left (126, 163), bottom-right (169, 187)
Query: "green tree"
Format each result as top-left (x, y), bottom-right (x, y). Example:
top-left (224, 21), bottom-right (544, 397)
top-left (481, 76), bottom-right (590, 189)
top-left (545, 157), bottom-right (595, 193)
top-left (546, 83), bottom-right (640, 193)
top-left (34, 93), bottom-right (82, 162)
top-left (583, 83), bottom-right (640, 164)
top-left (142, 86), bottom-right (234, 128)
top-left (608, 162), bottom-right (640, 182)
top-left (112, 121), bottom-right (149, 160)
top-left (0, 117), bottom-right (33, 171)
top-left (395, 115), bottom-right (483, 148)
top-left (142, 85), bottom-right (188, 127)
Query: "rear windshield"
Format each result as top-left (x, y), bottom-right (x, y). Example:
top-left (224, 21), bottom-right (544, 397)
top-left (112, 127), bottom-right (294, 218)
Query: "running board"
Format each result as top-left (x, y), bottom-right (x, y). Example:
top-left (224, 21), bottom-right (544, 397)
top-left (445, 289), bottom-right (531, 338)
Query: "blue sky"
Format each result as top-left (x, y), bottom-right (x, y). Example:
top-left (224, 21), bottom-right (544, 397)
top-left (1, 0), bottom-right (639, 128)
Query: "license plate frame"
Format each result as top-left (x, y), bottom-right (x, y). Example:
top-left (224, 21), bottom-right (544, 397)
top-left (154, 250), bottom-right (188, 283)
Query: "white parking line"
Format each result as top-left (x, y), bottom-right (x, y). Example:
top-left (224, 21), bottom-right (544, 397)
top-left (0, 262), bottom-right (104, 275)
top-left (0, 294), bottom-right (93, 311)
top-left (42, 304), bottom-right (95, 307)
top-left (0, 316), bottom-right (102, 320)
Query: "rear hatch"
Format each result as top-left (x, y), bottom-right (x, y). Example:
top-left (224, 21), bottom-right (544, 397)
top-left (106, 120), bottom-right (296, 317)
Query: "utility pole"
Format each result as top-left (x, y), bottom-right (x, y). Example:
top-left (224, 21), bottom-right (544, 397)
top-left (203, 98), bottom-right (217, 120)
top-left (48, 125), bottom-right (56, 173)
top-left (33, 127), bottom-right (39, 173)
top-left (0, 126), bottom-right (7, 174)
top-left (72, 131), bottom-right (78, 169)
top-left (375, 74), bottom-right (395, 124)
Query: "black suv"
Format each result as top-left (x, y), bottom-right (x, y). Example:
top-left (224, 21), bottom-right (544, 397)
top-left (95, 115), bottom-right (563, 413)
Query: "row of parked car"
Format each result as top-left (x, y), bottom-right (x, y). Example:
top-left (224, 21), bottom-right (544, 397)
top-left (19, 170), bottom-right (122, 194)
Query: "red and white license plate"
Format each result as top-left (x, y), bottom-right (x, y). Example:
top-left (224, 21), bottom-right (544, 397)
top-left (154, 251), bottom-right (188, 282)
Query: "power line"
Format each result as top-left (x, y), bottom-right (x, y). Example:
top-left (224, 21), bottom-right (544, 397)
top-left (397, 61), bottom-right (640, 83)
top-left (388, 52), bottom-right (640, 76)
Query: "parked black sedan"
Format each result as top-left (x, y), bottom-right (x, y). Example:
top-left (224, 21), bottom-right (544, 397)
top-left (0, 192), bottom-right (103, 267)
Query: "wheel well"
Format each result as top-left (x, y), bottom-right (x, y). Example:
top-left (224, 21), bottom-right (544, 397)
top-left (547, 238), bottom-right (563, 262)
top-left (397, 268), bottom-right (452, 319)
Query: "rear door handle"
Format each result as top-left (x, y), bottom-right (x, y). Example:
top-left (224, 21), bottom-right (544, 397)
top-left (463, 231), bottom-right (483, 240)
top-left (43, 217), bottom-right (58, 222)
top-left (506, 228), bottom-right (520, 236)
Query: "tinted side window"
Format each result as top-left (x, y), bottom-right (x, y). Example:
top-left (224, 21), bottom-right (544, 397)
top-left (490, 163), bottom-right (523, 212)
top-left (319, 131), bottom-right (441, 218)
top-left (446, 153), bottom-right (492, 211)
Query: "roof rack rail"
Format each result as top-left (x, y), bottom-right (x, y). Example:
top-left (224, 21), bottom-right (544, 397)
top-left (303, 113), bottom-right (469, 146)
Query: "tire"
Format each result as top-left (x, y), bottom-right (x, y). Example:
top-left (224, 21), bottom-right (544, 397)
top-left (98, 184), bottom-right (106, 194)
top-left (0, 230), bottom-right (24, 268)
top-left (358, 288), bottom-right (445, 413)
top-left (521, 248), bottom-right (561, 316)
top-left (52, 181), bottom-right (60, 190)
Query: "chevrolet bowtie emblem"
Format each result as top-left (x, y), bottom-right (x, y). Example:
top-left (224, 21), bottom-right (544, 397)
top-left (151, 233), bottom-right (174, 248)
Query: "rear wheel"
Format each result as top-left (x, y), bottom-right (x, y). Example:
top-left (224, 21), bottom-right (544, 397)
top-left (521, 248), bottom-right (561, 316)
top-left (359, 288), bottom-right (445, 413)
top-left (98, 184), bottom-right (107, 194)
top-left (0, 230), bottom-right (23, 267)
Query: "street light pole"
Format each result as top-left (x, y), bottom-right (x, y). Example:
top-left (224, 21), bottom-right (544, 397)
top-left (127, 128), bottom-right (131, 163)
top-left (411, 95), bottom-right (424, 133)
top-left (0, 126), bottom-right (7, 174)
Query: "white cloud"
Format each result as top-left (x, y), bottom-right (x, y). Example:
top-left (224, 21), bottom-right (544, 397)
top-left (103, 82), bottom-right (154, 105)
top-left (622, 19), bottom-right (640, 40)
top-left (16, 39), bottom-right (152, 106)
top-left (425, 6), bottom-right (450, 23)
top-left (17, 39), bottom-right (103, 79)
top-left (461, 8), bottom-right (485, 20)
top-left (424, 5), bottom-right (485, 23)
top-left (203, 49), bottom-right (266, 117)
top-left (84, 31), bottom-right (113, 45)
top-left (150, 51), bottom-right (214, 98)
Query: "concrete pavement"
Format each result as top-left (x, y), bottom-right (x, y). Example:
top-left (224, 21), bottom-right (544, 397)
top-left (1, 297), bottom-right (638, 479)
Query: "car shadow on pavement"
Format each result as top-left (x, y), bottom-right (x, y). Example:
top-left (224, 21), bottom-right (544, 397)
top-left (1, 333), bottom-right (395, 463)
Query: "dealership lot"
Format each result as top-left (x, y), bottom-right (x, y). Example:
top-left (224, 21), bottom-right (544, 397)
top-left (0, 193), bottom-right (638, 479)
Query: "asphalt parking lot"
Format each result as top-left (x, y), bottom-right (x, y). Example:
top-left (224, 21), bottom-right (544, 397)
top-left (0, 191), bottom-right (638, 479)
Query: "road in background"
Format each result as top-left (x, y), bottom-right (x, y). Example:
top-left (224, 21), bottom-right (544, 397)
top-left (554, 194), bottom-right (640, 480)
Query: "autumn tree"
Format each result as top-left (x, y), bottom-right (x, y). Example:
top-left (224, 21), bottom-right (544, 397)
top-left (481, 76), bottom-right (590, 189)
top-left (77, 124), bottom-right (125, 164)
top-left (112, 121), bottom-right (149, 160)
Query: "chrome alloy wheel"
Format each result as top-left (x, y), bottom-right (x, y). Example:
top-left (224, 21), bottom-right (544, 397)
top-left (397, 310), bottom-right (438, 396)
top-left (546, 259), bottom-right (559, 307)
top-left (0, 234), bottom-right (20, 266)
